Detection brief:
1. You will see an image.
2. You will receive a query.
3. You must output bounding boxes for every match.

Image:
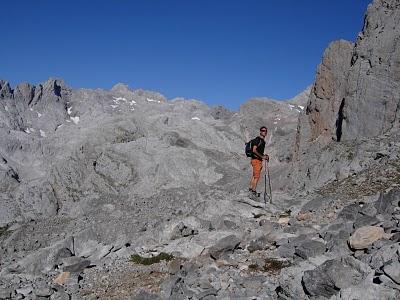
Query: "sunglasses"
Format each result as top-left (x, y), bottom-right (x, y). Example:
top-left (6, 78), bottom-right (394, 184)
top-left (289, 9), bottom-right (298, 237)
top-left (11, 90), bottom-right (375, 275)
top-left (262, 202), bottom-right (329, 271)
top-left (260, 129), bottom-right (267, 132)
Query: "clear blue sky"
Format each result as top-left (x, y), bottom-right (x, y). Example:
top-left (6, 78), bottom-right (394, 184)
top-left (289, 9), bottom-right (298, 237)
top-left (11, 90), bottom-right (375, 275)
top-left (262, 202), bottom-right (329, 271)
top-left (0, 0), bottom-right (371, 110)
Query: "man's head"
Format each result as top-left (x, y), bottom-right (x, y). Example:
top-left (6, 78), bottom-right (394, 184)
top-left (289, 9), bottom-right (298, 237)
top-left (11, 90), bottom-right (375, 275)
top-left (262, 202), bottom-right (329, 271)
top-left (260, 126), bottom-right (268, 138)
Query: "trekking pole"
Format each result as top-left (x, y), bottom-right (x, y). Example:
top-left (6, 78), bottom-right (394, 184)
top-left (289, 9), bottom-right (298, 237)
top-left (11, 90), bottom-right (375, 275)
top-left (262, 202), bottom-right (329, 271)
top-left (263, 159), bottom-right (267, 208)
top-left (266, 161), bottom-right (272, 203)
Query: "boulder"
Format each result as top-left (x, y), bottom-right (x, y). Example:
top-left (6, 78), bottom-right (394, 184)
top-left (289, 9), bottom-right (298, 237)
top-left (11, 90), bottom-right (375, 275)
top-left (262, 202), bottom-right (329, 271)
top-left (302, 256), bottom-right (372, 297)
top-left (62, 256), bottom-right (91, 273)
top-left (348, 226), bottom-right (386, 250)
top-left (208, 235), bottom-right (241, 260)
top-left (383, 260), bottom-right (400, 285)
top-left (353, 214), bottom-right (380, 229)
top-left (295, 240), bottom-right (326, 259)
top-left (339, 282), bottom-right (400, 300)
top-left (247, 235), bottom-right (270, 252)
top-left (369, 243), bottom-right (400, 269)
top-left (53, 272), bottom-right (71, 286)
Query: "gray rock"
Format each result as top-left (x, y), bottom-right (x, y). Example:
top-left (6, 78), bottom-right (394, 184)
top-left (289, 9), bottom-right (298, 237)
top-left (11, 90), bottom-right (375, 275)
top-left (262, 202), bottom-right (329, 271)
top-left (278, 260), bottom-right (315, 299)
top-left (50, 291), bottom-right (70, 300)
top-left (195, 288), bottom-right (217, 299)
top-left (354, 214), bottom-right (380, 229)
top-left (130, 291), bottom-right (161, 300)
top-left (170, 222), bottom-right (199, 240)
top-left (15, 286), bottom-right (33, 296)
top-left (341, 0), bottom-right (400, 140)
top-left (61, 256), bottom-right (90, 273)
top-left (247, 235), bottom-right (270, 253)
top-left (277, 244), bottom-right (295, 258)
top-left (324, 230), bottom-right (351, 255)
top-left (34, 287), bottom-right (53, 297)
top-left (295, 240), bottom-right (326, 259)
top-left (302, 256), bottom-right (372, 297)
top-left (369, 243), bottom-right (400, 270)
top-left (359, 202), bottom-right (378, 217)
top-left (0, 289), bottom-right (12, 299)
top-left (375, 190), bottom-right (397, 215)
top-left (391, 232), bottom-right (400, 242)
top-left (383, 260), bottom-right (400, 284)
top-left (209, 235), bottom-right (240, 259)
top-left (32, 296), bottom-right (49, 300)
top-left (339, 281), bottom-right (400, 300)
top-left (338, 204), bottom-right (359, 222)
top-left (208, 235), bottom-right (240, 259)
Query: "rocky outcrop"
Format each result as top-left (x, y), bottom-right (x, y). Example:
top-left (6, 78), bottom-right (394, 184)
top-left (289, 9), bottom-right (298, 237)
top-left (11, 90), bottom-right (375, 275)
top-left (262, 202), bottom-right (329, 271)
top-left (342, 0), bottom-right (400, 140)
top-left (292, 0), bottom-right (400, 192)
top-left (308, 40), bottom-right (353, 141)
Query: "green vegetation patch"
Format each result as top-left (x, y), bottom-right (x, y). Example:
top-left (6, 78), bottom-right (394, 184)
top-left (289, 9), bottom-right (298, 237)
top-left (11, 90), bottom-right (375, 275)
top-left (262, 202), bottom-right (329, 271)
top-left (263, 258), bottom-right (291, 274)
top-left (0, 226), bottom-right (9, 237)
top-left (131, 252), bottom-right (174, 265)
top-left (248, 258), bottom-right (291, 274)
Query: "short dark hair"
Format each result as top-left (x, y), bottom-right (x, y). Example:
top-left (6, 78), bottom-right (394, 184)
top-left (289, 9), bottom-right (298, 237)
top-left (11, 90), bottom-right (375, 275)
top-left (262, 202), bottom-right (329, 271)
top-left (260, 126), bottom-right (267, 131)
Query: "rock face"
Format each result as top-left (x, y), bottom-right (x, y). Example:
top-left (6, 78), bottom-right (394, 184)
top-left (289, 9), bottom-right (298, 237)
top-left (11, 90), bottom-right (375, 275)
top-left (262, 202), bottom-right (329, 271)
top-left (342, 0), bottom-right (400, 140)
top-left (306, 40), bottom-right (353, 142)
top-left (291, 0), bottom-right (400, 191)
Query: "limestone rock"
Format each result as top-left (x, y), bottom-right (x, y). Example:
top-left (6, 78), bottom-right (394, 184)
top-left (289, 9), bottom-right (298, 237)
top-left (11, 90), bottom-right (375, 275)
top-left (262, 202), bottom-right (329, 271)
top-left (208, 235), bottom-right (240, 259)
top-left (302, 256), bottom-right (372, 297)
top-left (53, 272), bottom-right (71, 286)
top-left (348, 226), bottom-right (386, 250)
top-left (341, 0), bottom-right (400, 140)
top-left (62, 256), bottom-right (90, 273)
top-left (383, 260), bottom-right (400, 285)
top-left (295, 240), bottom-right (326, 259)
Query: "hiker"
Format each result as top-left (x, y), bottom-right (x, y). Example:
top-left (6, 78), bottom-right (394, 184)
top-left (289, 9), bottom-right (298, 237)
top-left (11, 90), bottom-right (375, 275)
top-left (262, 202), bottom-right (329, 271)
top-left (248, 126), bottom-right (269, 198)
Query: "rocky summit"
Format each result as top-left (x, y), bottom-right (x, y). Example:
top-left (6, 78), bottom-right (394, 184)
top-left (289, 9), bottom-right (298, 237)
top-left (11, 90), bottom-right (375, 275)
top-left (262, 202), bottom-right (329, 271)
top-left (1, 0), bottom-right (400, 299)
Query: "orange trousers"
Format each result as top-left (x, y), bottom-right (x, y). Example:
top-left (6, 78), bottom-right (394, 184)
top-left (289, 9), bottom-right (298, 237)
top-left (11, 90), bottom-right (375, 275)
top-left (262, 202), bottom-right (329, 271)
top-left (251, 159), bottom-right (263, 179)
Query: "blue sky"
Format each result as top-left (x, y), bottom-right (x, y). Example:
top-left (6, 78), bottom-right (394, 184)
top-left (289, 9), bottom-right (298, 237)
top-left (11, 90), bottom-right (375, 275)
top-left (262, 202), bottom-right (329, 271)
top-left (1, 0), bottom-right (370, 110)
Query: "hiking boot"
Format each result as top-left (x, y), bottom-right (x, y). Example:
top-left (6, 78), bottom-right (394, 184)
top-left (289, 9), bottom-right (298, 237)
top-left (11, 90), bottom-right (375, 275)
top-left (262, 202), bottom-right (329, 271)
top-left (248, 189), bottom-right (260, 198)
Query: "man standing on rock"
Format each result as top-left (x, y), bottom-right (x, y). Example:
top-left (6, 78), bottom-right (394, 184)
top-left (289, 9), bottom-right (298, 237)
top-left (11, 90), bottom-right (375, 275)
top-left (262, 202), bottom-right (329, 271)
top-left (249, 126), bottom-right (269, 199)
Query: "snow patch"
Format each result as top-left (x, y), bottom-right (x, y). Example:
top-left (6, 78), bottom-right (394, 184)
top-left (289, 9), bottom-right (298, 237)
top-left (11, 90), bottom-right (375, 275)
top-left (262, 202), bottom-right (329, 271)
top-left (110, 105), bottom-right (118, 109)
top-left (191, 117), bottom-right (201, 121)
top-left (24, 128), bottom-right (31, 134)
top-left (298, 105), bottom-right (304, 110)
top-left (5, 106), bottom-right (8, 112)
top-left (40, 130), bottom-right (46, 137)
top-left (70, 116), bottom-right (80, 124)
top-left (37, 112), bottom-right (42, 118)
top-left (129, 100), bottom-right (136, 106)
top-left (67, 107), bottom-right (72, 115)
top-left (113, 97), bottom-right (127, 102)
top-left (29, 108), bottom-right (33, 111)
top-left (288, 104), bottom-right (295, 110)
top-left (147, 98), bottom-right (161, 103)
top-left (66, 120), bottom-right (71, 123)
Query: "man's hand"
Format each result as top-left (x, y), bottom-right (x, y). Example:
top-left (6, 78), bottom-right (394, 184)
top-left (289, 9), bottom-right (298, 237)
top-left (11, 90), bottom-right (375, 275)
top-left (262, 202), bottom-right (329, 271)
top-left (263, 154), bottom-right (269, 162)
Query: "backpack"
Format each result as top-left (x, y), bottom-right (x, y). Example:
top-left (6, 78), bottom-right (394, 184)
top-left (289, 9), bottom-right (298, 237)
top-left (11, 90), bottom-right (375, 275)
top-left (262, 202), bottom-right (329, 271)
top-left (245, 138), bottom-right (256, 157)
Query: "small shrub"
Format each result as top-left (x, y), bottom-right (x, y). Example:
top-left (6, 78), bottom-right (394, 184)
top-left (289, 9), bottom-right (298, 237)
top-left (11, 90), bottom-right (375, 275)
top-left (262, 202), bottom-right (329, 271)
top-left (263, 258), bottom-right (291, 274)
top-left (130, 252), bottom-right (174, 265)
top-left (0, 226), bottom-right (9, 237)
top-left (248, 264), bottom-right (258, 270)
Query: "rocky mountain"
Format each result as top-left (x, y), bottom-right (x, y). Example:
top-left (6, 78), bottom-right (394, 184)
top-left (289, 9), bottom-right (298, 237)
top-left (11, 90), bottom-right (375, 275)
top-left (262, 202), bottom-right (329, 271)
top-left (0, 0), bottom-right (400, 299)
